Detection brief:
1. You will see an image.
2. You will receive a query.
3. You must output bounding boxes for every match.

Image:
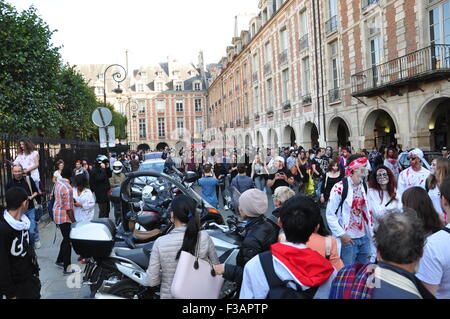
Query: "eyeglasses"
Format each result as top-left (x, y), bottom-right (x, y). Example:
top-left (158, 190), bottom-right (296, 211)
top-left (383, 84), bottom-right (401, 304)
top-left (376, 173), bottom-right (388, 178)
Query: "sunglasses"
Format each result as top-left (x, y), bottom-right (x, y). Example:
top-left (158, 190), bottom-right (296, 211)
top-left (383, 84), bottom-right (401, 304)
top-left (407, 157), bottom-right (418, 161)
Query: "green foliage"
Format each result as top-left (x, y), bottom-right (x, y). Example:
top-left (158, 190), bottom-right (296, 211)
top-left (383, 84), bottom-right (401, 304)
top-left (0, 0), bottom-right (125, 141)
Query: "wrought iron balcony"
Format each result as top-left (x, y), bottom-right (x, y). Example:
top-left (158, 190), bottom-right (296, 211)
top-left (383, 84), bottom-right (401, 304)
top-left (254, 114), bottom-right (260, 121)
top-left (283, 100), bottom-right (291, 111)
top-left (264, 63), bottom-right (272, 77)
top-left (266, 108), bottom-right (274, 116)
top-left (362, 0), bottom-right (380, 11)
top-left (325, 15), bottom-right (338, 35)
top-left (302, 94), bottom-right (312, 106)
top-left (299, 34), bottom-right (309, 51)
top-left (329, 88), bottom-right (341, 103)
top-left (351, 44), bottom-right (450, 97)
top-left (279, 50), bottom-right (289, 65)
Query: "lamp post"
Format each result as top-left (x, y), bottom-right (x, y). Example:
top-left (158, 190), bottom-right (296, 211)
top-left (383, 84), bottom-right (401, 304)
top-left (102, 64), bottom-right (127, 153)
top-left (126, 97), bottom-right (138, 147)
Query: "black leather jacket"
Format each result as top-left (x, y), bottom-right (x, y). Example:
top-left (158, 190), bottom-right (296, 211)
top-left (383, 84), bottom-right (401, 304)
top-left (223, 215), bottom-right (279, 291)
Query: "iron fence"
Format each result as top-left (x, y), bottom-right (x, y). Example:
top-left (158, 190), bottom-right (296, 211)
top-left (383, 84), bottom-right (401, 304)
top-left (0, 134), bottom-right (129, 210)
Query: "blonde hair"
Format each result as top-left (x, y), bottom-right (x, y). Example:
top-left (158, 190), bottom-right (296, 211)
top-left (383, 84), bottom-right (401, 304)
top-left (273, 186), bottom-right (295, 204)
top-left (429, 157), bottom-right (450, 190)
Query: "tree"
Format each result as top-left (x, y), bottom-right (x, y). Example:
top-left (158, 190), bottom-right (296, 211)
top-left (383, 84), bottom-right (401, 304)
top-left (0, 1), bottom-right (62, 135)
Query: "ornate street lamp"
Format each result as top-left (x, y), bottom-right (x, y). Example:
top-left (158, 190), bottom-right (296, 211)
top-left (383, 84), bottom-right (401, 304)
top-left (103, 64), bottom-right (127, 109)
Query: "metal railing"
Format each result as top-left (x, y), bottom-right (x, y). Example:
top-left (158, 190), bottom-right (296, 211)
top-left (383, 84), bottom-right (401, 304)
top-left (351, 44), bottom-right (450, 96)
top-left (299, 34), bottom-right (309, 51)
top-left (325, 15), bottom-right (338, 35)
top-left (0, 135), bottom-right (129, 209)
top-left (362, 0), bottom-right (380, 11)
top-left (302, 94), bottom-right (312, 106)
top-left (283, 100), bottom-right (291, 110)
top-left (329, 88), bottom-right (341, 103)
top-left (279, 50), bottom-right (289, 65)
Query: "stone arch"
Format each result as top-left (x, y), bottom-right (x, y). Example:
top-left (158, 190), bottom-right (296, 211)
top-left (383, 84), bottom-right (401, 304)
top-left (303, 121), bottom-right (319, 149)
top-left (416, 96), bottom-right (450, 150)
top-left (362, 108), bottom-right (399, 150)
top-left (267, 128), bottom-right (279, 149)
top-left (327, 116), bottom-right (351, 149)
top-left (283, 125), bottom-right (297, 147)
top-left (256, 131), bottom-right (264, 150)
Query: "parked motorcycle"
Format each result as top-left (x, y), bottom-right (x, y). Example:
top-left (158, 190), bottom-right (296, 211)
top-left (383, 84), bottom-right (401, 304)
top-left (70, 170), bottom-right (224, 297)
top-left (96, 215), bottom-right (245, 299)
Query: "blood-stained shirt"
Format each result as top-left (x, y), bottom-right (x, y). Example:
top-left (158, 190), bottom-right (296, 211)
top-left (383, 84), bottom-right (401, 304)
top-left (397, 166), bottom-right (430, 199)
top-left (346, 183), bottom-right (367, 239)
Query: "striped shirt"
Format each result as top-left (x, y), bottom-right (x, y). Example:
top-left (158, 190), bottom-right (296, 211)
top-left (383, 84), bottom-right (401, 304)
top-left (53, 179), bottom-right (74, 225)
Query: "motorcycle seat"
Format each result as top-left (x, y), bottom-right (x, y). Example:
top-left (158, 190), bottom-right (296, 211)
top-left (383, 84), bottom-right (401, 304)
top-left (115, 248), bottom-right (150, 270)
top-left (137, 214), bottom-right (160, 228)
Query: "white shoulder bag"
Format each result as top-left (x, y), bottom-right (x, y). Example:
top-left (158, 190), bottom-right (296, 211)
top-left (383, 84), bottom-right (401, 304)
top-left (171, 232), bottom-right (224, 299)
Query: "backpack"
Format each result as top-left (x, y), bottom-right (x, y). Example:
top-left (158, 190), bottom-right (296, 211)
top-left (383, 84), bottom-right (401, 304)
top-left (334, 178), bottom-right (368, 215)
top-left (259, 251), bottom-right (318, 299)
top-left (329, 263), bottom-right (376, 299)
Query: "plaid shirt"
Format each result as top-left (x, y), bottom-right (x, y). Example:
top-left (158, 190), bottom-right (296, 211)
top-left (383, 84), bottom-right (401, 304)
top-left (53, 179), bottom-right (74, 225)
top-left (329, 263), bottom-right (375, 299)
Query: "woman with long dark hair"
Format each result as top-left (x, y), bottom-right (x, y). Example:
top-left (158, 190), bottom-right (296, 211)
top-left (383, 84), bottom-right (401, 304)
top-left (147, 195), bottom-right (218, 299)
top-left (402, 187), bottom-right (443, 237)
top-left (367, 165), bottom-right (402, 227)
top-left (14, 139), bottom-right (40, 188)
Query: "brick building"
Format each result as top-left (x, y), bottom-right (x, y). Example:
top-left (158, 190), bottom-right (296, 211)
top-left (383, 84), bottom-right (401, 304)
top-left (206, 0), bottom-right (450, 152)
top-left (77, 55), bottom-right (211, 150)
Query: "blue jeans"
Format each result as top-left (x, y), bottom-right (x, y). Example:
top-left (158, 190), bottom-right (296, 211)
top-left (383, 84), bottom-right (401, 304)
top-left (340, 235), bottom-right (371, 266)
top-left (254, 176), bottom-right (266, 191)
top-left (25, 209), bottom-right (38, 247)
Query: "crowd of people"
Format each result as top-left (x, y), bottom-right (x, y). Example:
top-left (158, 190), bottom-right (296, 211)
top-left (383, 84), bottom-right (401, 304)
top-left (152, 143), bottom-right (450, 300)
top-left (2, 138), bottom-right (450, 300)
top-left (0, 140), bottom-right (145, 298)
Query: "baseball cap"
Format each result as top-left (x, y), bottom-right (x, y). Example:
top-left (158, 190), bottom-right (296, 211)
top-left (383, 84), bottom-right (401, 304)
top-left (239, 189), bottom-right (268, 218)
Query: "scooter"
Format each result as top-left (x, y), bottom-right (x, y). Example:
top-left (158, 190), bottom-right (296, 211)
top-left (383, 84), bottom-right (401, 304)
top-left (95, 215), bottom-right (244, 299)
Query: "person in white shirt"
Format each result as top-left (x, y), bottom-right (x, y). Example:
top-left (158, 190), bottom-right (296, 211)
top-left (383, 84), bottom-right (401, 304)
top-left (397, 148), bottom-right (430, 199)
top-left (52, 159), bottom-right (65, 184)
top-left (416, 176), bottom-right (450, 299)
top-left (367, 165), bottom-right (402, 261)
top-left (14, 139), bottom-right (40, 188)
top-left (426, 158), bottom-right (450, 222)
top-left (326, 155), bottom-right (373, 266)
top-left (73, 174), bottom-right (95, 223)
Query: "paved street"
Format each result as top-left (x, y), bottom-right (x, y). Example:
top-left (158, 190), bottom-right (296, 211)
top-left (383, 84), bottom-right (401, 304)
top-left (37, 217), bottom-right (91, 299)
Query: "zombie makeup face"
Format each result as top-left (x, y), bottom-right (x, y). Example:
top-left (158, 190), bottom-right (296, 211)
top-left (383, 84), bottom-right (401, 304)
top-left (354, 166), bottom-right (369, 182)
top-left (376, 169), bottom-right (389, 186)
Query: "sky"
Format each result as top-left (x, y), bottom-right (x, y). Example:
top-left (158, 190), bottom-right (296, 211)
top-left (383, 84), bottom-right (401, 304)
top-left (9, 0), bottom-right (258, 68)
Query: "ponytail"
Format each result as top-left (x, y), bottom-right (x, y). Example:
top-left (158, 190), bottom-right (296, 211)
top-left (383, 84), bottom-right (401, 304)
top-left (172, 195), bottom-right (199, 260)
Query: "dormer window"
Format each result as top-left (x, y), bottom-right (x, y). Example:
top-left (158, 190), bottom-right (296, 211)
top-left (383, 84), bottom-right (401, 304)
top-left (194, 82), bottom-right (201, 91)
top-left (97, 74), bottom-right (104, 80)
top-left (137, 83), bottom-right (144, 92)
top-left (156, 71), bottom-right (163, 77)
top-left (156, 82), bottom-right (164, 92)
top-left (175, 81), bottom-right (183, 91)
top-left (173, 71), bottom-right (180, 77)
top-left (140, 71), bottom-right (147, 78)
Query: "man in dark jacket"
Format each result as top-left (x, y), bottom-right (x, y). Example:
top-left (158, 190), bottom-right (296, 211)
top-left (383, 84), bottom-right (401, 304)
top-left (214, 189), bottom-right (278, 294)
top-left (214, 160), bottom-right (229, 210)
top-left (90, 157), bottom-right (112, 218)
top-left (0, 187), bottom-right (41, 299)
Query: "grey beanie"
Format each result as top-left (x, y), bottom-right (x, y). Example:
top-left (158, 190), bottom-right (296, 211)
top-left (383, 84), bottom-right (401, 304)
top-left (239, 189), bottom-right (268, 218)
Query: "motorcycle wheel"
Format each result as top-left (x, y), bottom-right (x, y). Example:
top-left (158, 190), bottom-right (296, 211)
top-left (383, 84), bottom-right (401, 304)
top-left (108, 279), bottom-right (156, 299)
